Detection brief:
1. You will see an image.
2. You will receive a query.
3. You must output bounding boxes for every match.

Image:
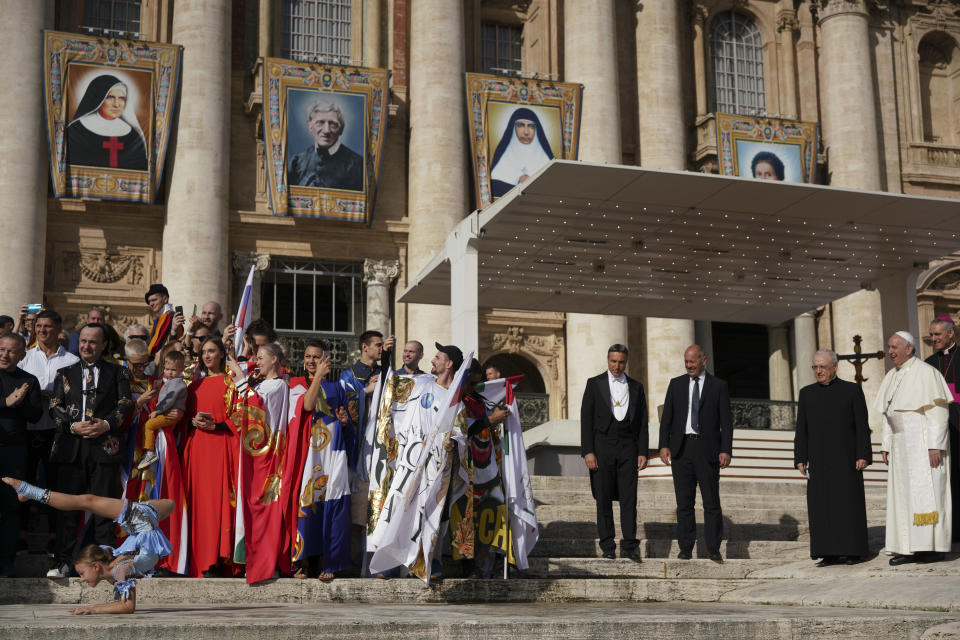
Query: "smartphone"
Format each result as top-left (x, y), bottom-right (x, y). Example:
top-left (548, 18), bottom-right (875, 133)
top-left (26, 303), bottom-right (42, 314)
top-left (197, 411), bottom-right (213, 421)
top-left (175, 305), bottom-right (183, 314)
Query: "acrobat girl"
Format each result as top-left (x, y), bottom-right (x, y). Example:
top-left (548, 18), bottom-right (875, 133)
top-left (2, 477), bottom-right (173, 614)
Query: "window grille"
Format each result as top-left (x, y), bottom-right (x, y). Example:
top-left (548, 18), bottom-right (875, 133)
top-left (710, 12), bottom-right (765, 116)
top-left (281, 0), bottom-right (352, 64)
top-left (260, 259), bottom-right (364, 336)
top-left (81, 0), bottom-right (141, 39)
top-left (482, 23), bottom-right (523, 74)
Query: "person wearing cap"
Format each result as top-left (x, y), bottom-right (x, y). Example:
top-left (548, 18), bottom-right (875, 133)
top-left (877, 331), bottom-right (953, 565)
top-left (0, 316), bottom-right (14, 338)
top-left (144, 284), bottom-right (184, 358)
top-left (926, 316), bottom-right (960, 542)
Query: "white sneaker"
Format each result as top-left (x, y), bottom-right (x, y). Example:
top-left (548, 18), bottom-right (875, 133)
top-left (138, 450), bottom-right (159, 470)
top-left (46, 563), bottom-right (69, 579)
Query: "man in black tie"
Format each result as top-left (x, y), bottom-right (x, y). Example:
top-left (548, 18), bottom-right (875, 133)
top-left (46, 323), bottom-right (133, 577)
top-left (658, 344), bottom-right (733, 563)
top-left (926, 316), bottom-right (960, 542)
top-left (580, 344), bottom-right (648, 561)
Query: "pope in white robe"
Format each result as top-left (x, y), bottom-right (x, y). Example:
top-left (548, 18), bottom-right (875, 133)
top-left (875, 331), bottom-right (953, 563)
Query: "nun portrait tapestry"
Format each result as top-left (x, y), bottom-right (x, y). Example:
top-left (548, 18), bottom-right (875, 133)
top-left (261, 58), bottom-right (390, 225)
top-left (465, 73), bottom-right (583, 208)
top-left (43, 31), bottom-right (182, 203)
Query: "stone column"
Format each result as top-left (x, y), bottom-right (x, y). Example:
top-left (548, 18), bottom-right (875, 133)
top-left (363, 0), bottom-right (382, 67)
top-left (231, 252), bottom-right (270, 322)
top-left (917, 295), bottom-right (936, 360)
top-left (564, 0), bottom-right (627, 415)
top-left (0, 1), bottom-right (51, 312)
top-left (768, 325), bottom-right (792, 401)
top-left (777, 10), bottom-right (798, 120)
top-left (817, 0), bottom-right (882, 190)
top-left (691, 4), bottom-right (709, 118)
top-left (635, 0), bottom-right (696, 428)
top-left (363, 258), bottom-right (398, 338)
top-left (792, 311), bottom-right (817, 394)
top-left (695, 320), bottom-right (714, 371)
top-left (405, 0), bottom-right (466, 348)
top-left (818, 0), bottom-right (885, 411)
top-left (645, 318), bottom-right (696, 431)
top-left (162, 1), bottom-right (232, 312)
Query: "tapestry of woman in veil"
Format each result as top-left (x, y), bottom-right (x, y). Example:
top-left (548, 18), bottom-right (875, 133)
top-left (43, 31), bottom-right (182, 203)
top-left (465, 73), bottom-right (583, 209)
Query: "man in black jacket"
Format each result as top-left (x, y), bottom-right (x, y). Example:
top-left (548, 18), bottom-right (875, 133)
top-left (47, 323), bottom-right (133, 577)
top-left (580, 344), bottom-right (648, 560)
top-left (658, 344), bottom-right (733, 563)
top-left (0, 333), bottom-right (43, 576)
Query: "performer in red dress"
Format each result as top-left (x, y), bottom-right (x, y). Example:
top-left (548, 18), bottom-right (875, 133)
top-left (181, 337), bottom-right (239, 577)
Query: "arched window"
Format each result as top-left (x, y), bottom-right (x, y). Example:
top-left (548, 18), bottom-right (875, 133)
top-left (918, 32), bottom-right (960, 145)
top-left (710, 12), bottom-right (765, 116)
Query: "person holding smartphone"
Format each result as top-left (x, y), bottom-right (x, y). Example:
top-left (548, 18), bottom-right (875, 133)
top-left (181, 336), bottom-right (239, 578)
top-left (143, 284), bottom-right (184, 357)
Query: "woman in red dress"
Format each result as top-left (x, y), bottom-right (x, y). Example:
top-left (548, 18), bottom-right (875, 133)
top-left (181, 337), bottom-right (239, 577)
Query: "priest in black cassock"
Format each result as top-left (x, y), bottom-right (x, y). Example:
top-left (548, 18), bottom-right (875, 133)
top-left (925, 316), bottom-right (960, 542)
top-left (794, 349), bottom-right (872, 566)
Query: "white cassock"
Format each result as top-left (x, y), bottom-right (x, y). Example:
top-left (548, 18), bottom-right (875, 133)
top-left (874, 356), bottom-right (953, 554)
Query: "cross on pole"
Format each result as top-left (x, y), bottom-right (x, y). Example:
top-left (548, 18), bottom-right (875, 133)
top-left (836, 335), bottom-right (884, 385)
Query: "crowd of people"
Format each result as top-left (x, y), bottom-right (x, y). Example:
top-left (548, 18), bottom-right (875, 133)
top-left (0, 282), bottom-right (523, 588)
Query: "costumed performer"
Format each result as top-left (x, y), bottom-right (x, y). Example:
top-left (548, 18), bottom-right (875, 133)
top-left (3, 477), bottom-right (173, 615)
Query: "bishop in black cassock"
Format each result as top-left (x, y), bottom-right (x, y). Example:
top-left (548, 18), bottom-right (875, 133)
top-left (794, 350), bottom-right (872, 564)
top-left (925, 316), bottom-right (960, 542)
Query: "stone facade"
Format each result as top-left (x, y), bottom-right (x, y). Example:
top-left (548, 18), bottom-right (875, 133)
top-left (1, 0), bottom-right (959, 431)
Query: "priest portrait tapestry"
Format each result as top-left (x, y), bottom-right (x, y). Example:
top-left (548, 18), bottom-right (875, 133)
top-left (465, 73), bottom-right (583, 208)
top-left (716, 113), bottom-right (819, 184)
top-left (42, 31), bottom-right (182, 203)
top-left (261, 58), bottom-right (390, 225)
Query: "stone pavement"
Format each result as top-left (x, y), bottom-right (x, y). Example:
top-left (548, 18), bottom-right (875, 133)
top-left (1, 602), bottom-right (958, 640)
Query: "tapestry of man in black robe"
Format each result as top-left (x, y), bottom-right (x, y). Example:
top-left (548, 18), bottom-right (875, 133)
top-left (925, 345), bottom-right (960, 543)
top-left (287, 143), bottom-right (364, 191)
top-left (794, 377), bottom-right (873, 558)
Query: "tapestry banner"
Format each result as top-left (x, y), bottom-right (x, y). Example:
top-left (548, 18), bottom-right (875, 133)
top-left (262, 58), bottom-right (390, 224)
top-left (43, 30), bottom-right (182, 203)
top-left (716, 113), bottom-right (819, 183)
top-left (465, 72), bottom-right (583, 208)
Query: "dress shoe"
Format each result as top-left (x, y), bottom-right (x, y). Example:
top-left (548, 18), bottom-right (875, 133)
top-left (888, 554), bottom-right (915, 566)
top-left (677, 550), bottom-right (692, 560)
top-left (815, 557), bottom-right (837, 567)
top-left (842, 556), bottom-right (859, 565)
top-left (601, 551), bottom-right (616, 560)
top-left (623, 549), bottom-right (642, 563)
top-left (917, 551), bottom-right (945, 564)
top-left (708, 550), bottom-right (723, 564)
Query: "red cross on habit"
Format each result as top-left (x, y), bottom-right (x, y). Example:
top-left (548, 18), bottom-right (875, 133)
top-left (101, 136), bottom-right (124, 168)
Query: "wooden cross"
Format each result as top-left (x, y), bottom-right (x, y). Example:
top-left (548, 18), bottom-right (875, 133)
top-left (837, 334), bottom-right (884, 385)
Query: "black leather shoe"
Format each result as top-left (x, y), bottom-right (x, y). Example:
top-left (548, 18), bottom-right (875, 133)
top-left (917, 552), bottom-right (945, 564)
top-left (601, 551), bottom-right (616, 560)
top-left (888, 554), bottom-right (914, 566)
top-left (842, 556), bottom-right (859, 565)
top-left (623, 550), bottom-right (642, 563)
top-left (677, 550), bottom-right (692, 560)
top-left (708, 550), bottom-right (723, 564)
top-left (815, 557), bottom-right (836, 567)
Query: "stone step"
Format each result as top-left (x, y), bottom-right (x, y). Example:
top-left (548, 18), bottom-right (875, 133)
top-left (535, 504), bottom-right (888, 528)
top-left (521, 557), bottom-right (785, 579)
top-left (530, 475), bottom-right (887, 496)
top-left (529, 538), bottom-right (815, 559)
top-left (2, 602), bottom-right (956, 640)
top-left (533, 488), bottom-right (889, 511)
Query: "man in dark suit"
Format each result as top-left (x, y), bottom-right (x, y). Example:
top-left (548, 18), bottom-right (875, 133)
top-left (47, 323), bottom-right (133, 577)
top-left (580, 344), bottom-right (648, 560)
top-left (658, 344), bottom-right (733, 563)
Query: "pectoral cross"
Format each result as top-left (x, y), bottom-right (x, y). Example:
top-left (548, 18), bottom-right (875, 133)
top-left (102, 136), bottom-right (124, 168)
top-left (837, 335), bottom-right (884, 386)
